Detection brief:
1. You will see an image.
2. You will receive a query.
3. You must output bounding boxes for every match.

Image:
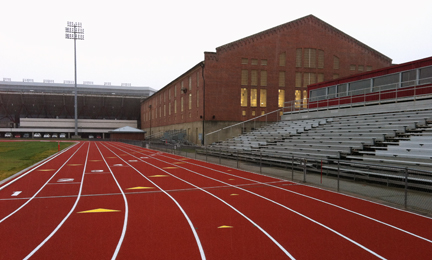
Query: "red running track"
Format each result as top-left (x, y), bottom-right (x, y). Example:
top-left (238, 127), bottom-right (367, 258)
top-left (0, 141), bottom-right (432, 259)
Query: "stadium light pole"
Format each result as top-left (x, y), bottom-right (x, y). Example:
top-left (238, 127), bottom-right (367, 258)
top-left (65, 21), bottom-right (84, 137)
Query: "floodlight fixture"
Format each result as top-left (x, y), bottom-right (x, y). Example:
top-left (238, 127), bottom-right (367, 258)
top-left (65, 21), bottom-right (84, 137)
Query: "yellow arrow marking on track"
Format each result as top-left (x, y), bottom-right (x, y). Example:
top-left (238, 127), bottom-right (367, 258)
top-left (38, 169), bottom-right (55, 171)
top-left (107, 157), bottom-right (117, 159)
top-left (163, 167), bottom-right (178, 169)
top-left (89, 160), bottom-right (102, 162)
top-left (228, 179), bottom-right (235, 181)
top-left (217, 225), bottom-right (233, 229)
top-left (127, 187), bottom-right (155, 190)
top-left (230, 194), bottom-right (239, 196)
top-left (173, 162), bottom-right (185, 164)
top-left (77, 208), bottom-right (120, 213)
top-left (149, 175), bottom-right (169, 178)
top-left (227, 170), bottom-right (232, 171)
top-left (180, 158), bottom-right (189, 160)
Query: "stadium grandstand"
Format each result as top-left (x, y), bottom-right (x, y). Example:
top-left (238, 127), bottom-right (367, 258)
top-left (200, 56), bottom-right (432, 200)
top-left (0, 79), bottom-right (155, 139)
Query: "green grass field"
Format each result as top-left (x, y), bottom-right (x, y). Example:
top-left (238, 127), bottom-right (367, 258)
top-left (0, 141), bottom-right (74, 181)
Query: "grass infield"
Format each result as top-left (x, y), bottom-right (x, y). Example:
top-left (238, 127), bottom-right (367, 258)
top-left (0, 141), bottom-right (74, 181)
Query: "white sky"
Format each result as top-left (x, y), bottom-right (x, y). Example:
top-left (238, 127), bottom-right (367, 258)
top-left (1, 0), bottom-right (431, 91)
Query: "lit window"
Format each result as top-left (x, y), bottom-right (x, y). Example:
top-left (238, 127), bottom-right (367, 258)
top-left (250, 89), bottom-right (257, 107)
top-left (261, 111), bottom-right (265, 115)
top-left (278, 89), bottom-right (285, 108)
top-left (251, 70), bottom-right (258, 86)
top-left (241, 88), bottom-right (248, 107)
top-left (260, 71), bottom-right (267, 86)
top-left (260, 89), bottom-right (267, 107)
top-left (241, 70), bottom-right (248, 85)
top-left (252, 111), bottom-right (256, 116)
top-left (242, 110), bottom-right (246, 116)
top-left (279, 72), bottom-right (285, 87)
top-left (295, 90), bottom-right (301, 108)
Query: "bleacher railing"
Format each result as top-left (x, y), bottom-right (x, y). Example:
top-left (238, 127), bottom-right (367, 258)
top-left (284, 83), bottom-right (432, 114)
top-left (205, 108), bottom-right (283, 145)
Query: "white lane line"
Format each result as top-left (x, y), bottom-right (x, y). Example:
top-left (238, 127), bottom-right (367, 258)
top-left (11, 191), bottom-right (22, 197)
top-left (23, 142), bottom-right (91, 260)
top-left (100, 143), bottom-right (207, 260)
top-left (114, 142), bottom-right (386, 259)
top-left (94, 143), bottom-right (129, 260)
top-left (0, 143), bottom-right (80, 190)
top-left (0, 143), bottom-right (86, 224)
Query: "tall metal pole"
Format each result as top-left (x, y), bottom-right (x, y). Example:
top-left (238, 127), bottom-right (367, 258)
top-left (74, 36), bottom-right (78, 136)
top-left (65, 21), bottom-right (84, 138)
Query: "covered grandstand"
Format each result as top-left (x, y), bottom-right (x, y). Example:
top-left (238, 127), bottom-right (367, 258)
top-left (0, 80), bottom-right (155, 138)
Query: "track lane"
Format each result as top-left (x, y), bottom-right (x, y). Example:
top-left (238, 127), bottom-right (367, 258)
top-left (107, 142), bottom-right (385, 259)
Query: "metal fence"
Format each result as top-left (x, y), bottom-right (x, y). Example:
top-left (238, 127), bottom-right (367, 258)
top-left (134, 141), bottom-right (432, 216)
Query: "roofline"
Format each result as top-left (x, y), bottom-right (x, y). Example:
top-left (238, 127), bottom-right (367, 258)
top-left (215, 14), bottom-right (391, 63)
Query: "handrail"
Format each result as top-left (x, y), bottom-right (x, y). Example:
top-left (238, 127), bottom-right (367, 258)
top-left (205, 108), bottom-right (282, 137)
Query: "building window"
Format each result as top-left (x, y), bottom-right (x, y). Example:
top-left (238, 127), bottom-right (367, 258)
top-left (181, 81), bottom-right (184, 92)
top-left (189, 76), bottom-right (192, 90)
top-left (241, 88), bottom-right (248, 107)
top-left (358, 65), bottom-right (364, 72)
top-left (189, 93), bottom-right (192, 110)
top-left (250, 89), bottom-right (258, 107)
top-left (366, 66), bottom-right (372, 71)
top-left (261, 111), bottom-right (265, 115)
top-left (295, 90), bottom-right (301, 108)
top-left (333, 56), bottom-right (340, 69)
top-left (260, 71), bottom-right (267, 86)
top-left (304, 48), bottom-right (316, 68)
top-left (279, 52), bottom-right (286, 66)
top-left (164, 105), bottom-right (166, 116)
top-left (260, 89), bottom-right (267, 107)
top-left (303, 73), bottom-right (316, 87)
top-left (241, 70), bottom-right (248, 85)
top-left (241, 58), bottom-right (248, 64)
top-left (251, 59), bottom-right (258, 65)
top-left (333, 74), bottom-right (339, 79)
top-left (251, 70), bottom-right (258, 86)
top-left (242, 110), bottom-right (246, 116)
top-left (252, 111), bottom-right (256, 116)
top-left (174, 100), bottom-right (177, 113)
top-left (261, 59), bottom-right (267, 66)
top-left (279, 71), bottom-right (285, 87)
top-left (169, 102), bottom-right (171, 115)
top-left (350, 64), bottom-right (356, 71)
top-left (318, 50), bottom-right (324, 69)
top-left (278, 89), bottom-right (285, 108)
top-left (303, 90), bottom-right (308, 108)
top-left (295, 72), bottom-right (302, 88)
top-left (296, 49), bottom-right (302, 68)
top-left (181, 97), bottom-right (184, 112)
top-left (196, 89), bottom-right (199, 107)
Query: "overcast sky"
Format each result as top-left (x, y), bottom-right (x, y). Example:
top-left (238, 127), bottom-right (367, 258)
top-left (1, 0), bottom-right (431, 91)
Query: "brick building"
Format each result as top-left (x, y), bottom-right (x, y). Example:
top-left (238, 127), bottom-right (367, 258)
top-left (141, 14), bottom-right (392, 145)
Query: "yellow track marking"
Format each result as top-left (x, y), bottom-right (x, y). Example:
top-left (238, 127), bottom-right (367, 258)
top-left (149, 175), bottom-right (169, 178)
top-left (230, 194), bottom-right (239, 196)
top-left (77, 208), bottom-right (120, 213)
top-left (217, 225), bottom-right (233, 229)
top-left (163, 167), bottom-right (178, 169)
top-left (67, 164), bottom-right (82, 166)
top-left (127, 186), bottom-right (155, 190)
top-left (173, 162), bottom-right (185, 164)
top-left (38, 169), bottom-right (55, 171)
